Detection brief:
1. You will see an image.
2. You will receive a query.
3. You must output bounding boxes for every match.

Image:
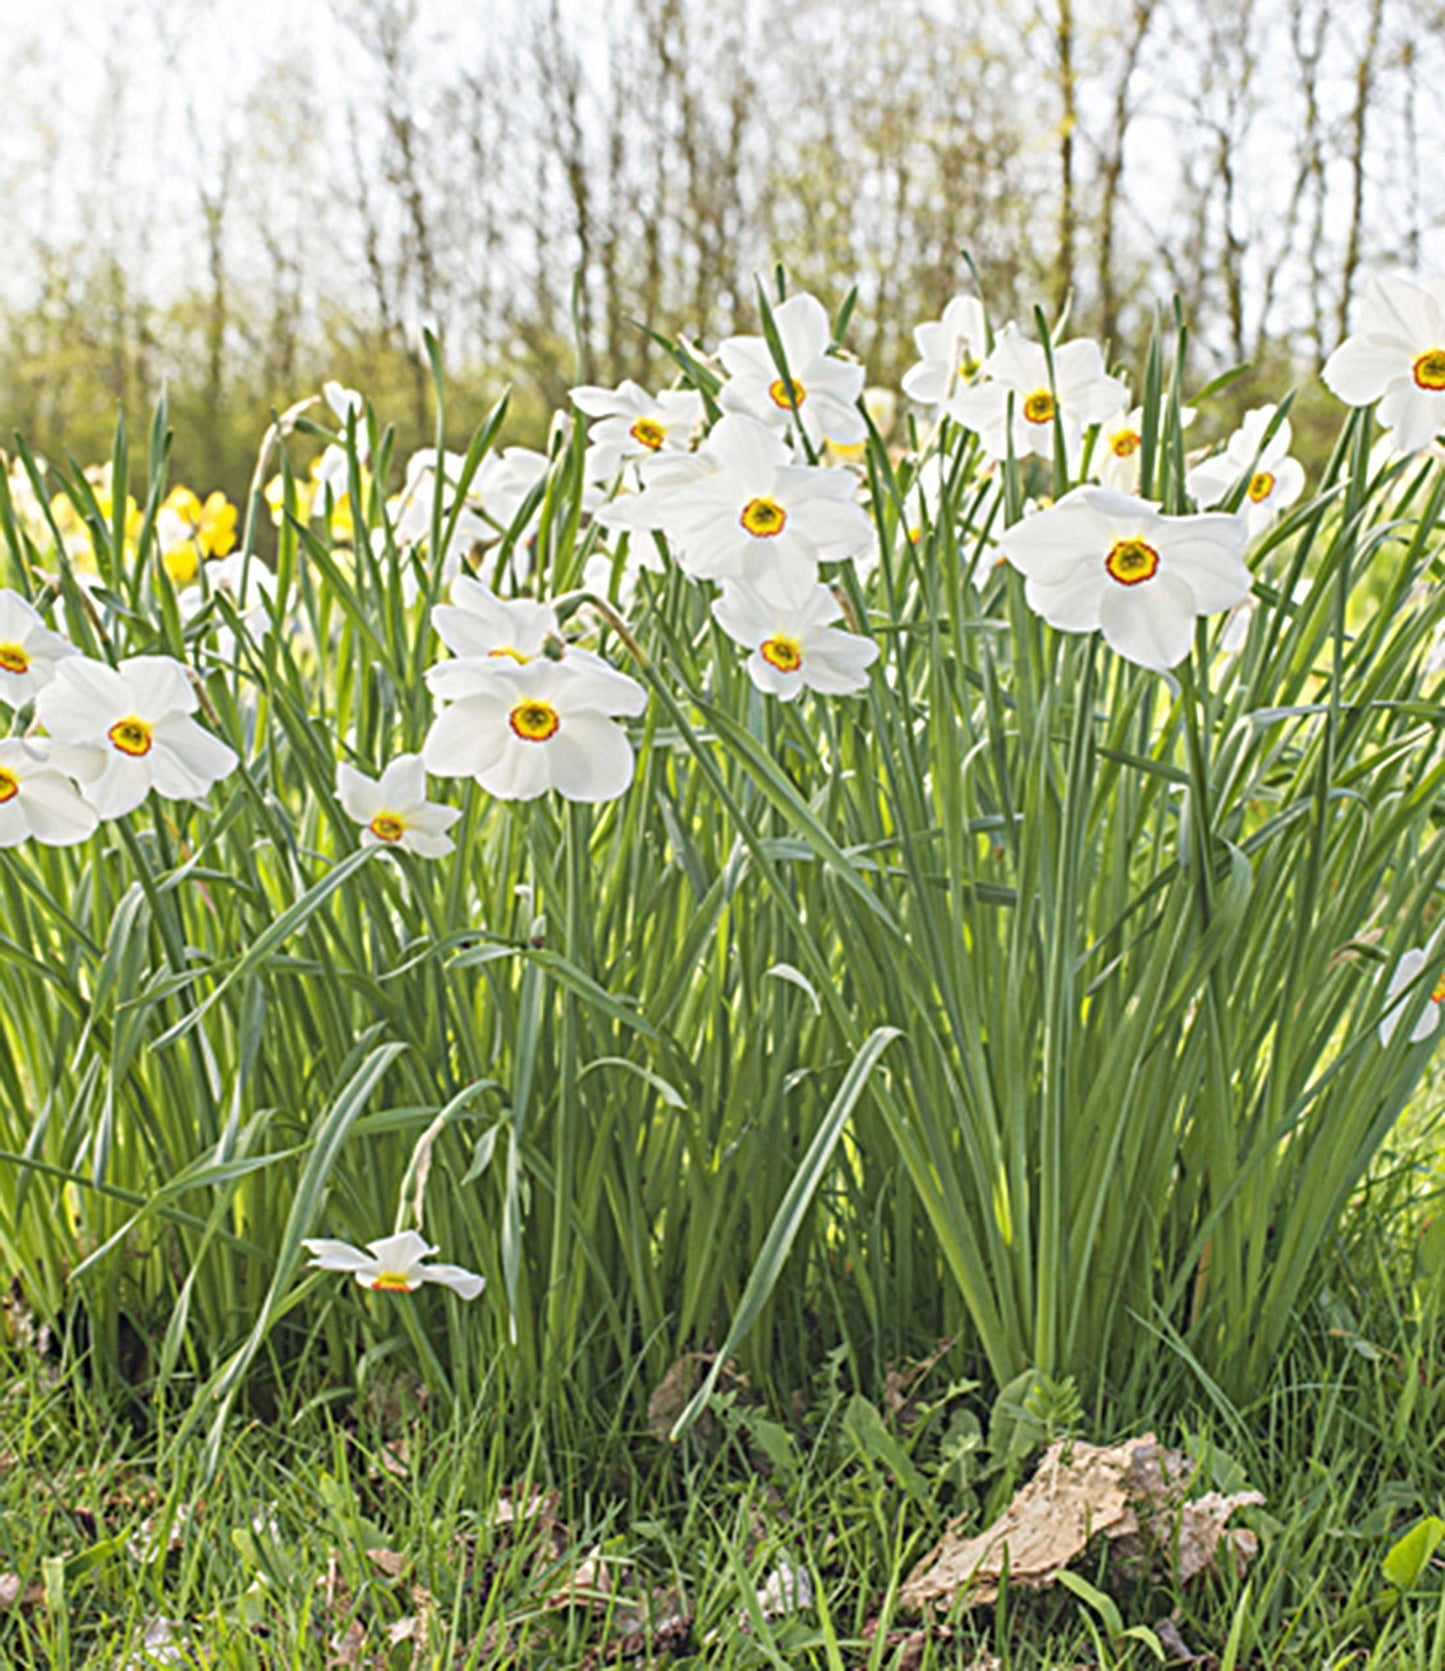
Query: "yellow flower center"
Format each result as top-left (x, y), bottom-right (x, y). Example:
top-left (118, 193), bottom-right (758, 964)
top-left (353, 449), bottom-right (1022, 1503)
top-left (1111, 431), bottom-right (1141, 458)
top-left (1413, 349), bottom-right (1445, 391)
top-left (958, 352), bottom-right (979, 379)
top-left (0, 768), bottom-right (18, 804)
top-left (0, 643), bottom-right (30, 676)
top-left (1104, 537), bottom-right (1160, 587)
top-left (740, 497), bottom-right (787, 538)
top-left (1247, 470), bottom-right (1275, 503)
top-left (629, 417), bottom-right (666, 450)
top-left (108, 717), bottom-right (153, 757)
top-left (760, 635), bottom-right (804, 673)
top-left (370, 1272), bottom-right (415, 1292)
top-left (769, 376), bottom-right (806, 409)
top-left (488, 646), bottom-right (532, 664)
top-left (1432, 971), bottom-right (1445, 1005)
top-left (510, 700), bottom-right (560, 742)
top-left (369, 813), bottom-right (405, 842)
top-left (1022, 390), bottom-right (1056, 425)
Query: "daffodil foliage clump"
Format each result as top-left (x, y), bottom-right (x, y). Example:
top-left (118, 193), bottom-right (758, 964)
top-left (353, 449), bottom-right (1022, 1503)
top-left (2, 276), bottom-right (1444, 1441)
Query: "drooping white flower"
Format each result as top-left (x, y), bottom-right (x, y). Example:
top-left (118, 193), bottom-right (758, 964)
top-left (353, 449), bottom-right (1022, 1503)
top-left (182, 554), bottom-right (278, 662)
top-left (718, 292), bottom-right (866, 447)
top-left (1379, 939), bottom-right (1445, 1047)
top-left (0, 589), bottom-right (79, 706)
top-left (302, 1230), bottom-right (484, 1299)
top-left (712, 564), bottom-right (878, 700)
top-left (616, 413), bottom-right (873, 586)
top-left (314, 381), bottom-right (369, 506)
top-left (35, 654), bottom-right (239, 819)
top-left (424, 654), bottom-right (647, 803)
top-left (336, 753), bottom-right (460, 857)
top-left (570, 381), bottom-right (703, 482)
top-left (997, 487), bottom-right (1252, 672)
top-left (901, 295), bottom-right (990, 408)
top-left (0, 740), bottom-right (98, 847)
top-left (1322, 275), bottom-right (1445, 454)
top-left (1187, 406), bottom-right (1306, 534)
top-left (951, 326), bottom-right (1128, 465)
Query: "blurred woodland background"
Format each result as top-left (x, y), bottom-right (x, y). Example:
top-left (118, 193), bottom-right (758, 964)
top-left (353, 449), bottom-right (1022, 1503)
top-left (1, 0), bottom-right (1442, 496)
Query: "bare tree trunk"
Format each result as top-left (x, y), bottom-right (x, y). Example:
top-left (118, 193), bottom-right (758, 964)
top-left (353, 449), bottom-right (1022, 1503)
top-left (1055, 0), bottom-right (1078, 316)
top-left (1338, 0), bottom-right (1388, 335)
top-left (1096, 0), bottom-right (1160, 348)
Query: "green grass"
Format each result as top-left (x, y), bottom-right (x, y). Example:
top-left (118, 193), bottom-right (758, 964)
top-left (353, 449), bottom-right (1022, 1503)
top-left (6, 1222), bottom-right (1445, 1671)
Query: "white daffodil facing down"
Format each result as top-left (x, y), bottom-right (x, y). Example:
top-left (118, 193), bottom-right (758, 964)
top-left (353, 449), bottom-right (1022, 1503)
top-left (336, 753), bottom-right (460, 857)
top-left (615, 413), bottom-right (873, 586)
top-left (901, 295), bottom-right (990, 408)
top-left (424, 654), bottom-right (648, 803)
top-left (1186, 405), bottom-right (1306, 535)
top-left (1323, 275), bottom-right (1445, 453)
top-left (570, 380), bottom-right (703, 482)
top-left (303, 1231), bottom-right (484, 1300)
top-left (0, 589), bottom-right (78, 706)
top-left (719, 292), bottom-right (866, 447)
top-left (0, 740), bottom-right (98, 847)
top-left (35, 655), bottom-right (239, 819)
top-left (712, 565), bottom-right (878, 700)
top-left (997, 487), bottom-right (1252, 673)
top-left (1379, 938), bottom-right (1445, 1047)
top-left (950, 325), bottom-right (1128, 465)
top-left (314, 379), bottom-right (368, 505)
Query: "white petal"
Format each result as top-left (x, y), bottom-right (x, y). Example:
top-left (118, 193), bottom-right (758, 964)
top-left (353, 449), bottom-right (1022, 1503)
top-left (1322, 335), bottom-right (1406, 407)
top-left (83, 753), bottom-right (151, 819)
top-left (365, 1231), bottom-right (436, 1269)
top-left (774, 291), bottom-right (832, 362)
top-left (379, 752), bottom-right (427, 809)
top-left (336, 763), bottom-right (384, 821)
top-left (543, 710), bottom-right (636, 802)
top-left (1098, 568), bottom-right (1198, 671)
top-left (303, 1238), bottom-right (374, 1273)
top-left (18, 771), bottom-right (98, 845)
top-left (706, 414), bottom-right (791, 486)
top-left (423, 699), bottom-right (511, 779)
top-left (420, 1263), bottom-right (485, 1300)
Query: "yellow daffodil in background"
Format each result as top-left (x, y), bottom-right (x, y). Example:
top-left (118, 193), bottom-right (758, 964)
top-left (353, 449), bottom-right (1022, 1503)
top-left (157, 487), bottom-right (238, 586)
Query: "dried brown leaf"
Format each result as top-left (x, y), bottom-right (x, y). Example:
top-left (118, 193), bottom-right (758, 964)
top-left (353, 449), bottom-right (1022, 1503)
top-left (901, 1435), bottom-right (1152, 1611)
top-left (0, 1572), bottom-right (44, 1612)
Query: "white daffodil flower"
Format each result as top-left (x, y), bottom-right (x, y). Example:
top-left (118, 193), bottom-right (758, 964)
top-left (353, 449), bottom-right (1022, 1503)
top-left (314, 380), bottom-right (369, 507)
top-left (426, 582), bottom-right (644, 716)
top-left (35, 654), bottom-right (239, 819)
top-left (593, 451), bottom-right (721, 537)
top-left (951, 325), bottom-right (1128, 465)
top-left (712, 564), bottom-right (878, 700)
top-left (181, 554), bottom-right (278, 663)
top-left (1095, 403), bottom-right (1196, 494)
top-left (1187, 406), bottom-right (1306, 535)
top-left (718, 292), bottom-right (866, 447)
top-left (0, 740), bottom-right (98, 847)
top-left (581, 540), bottom-right (664, 610)
top-left (302, 1230), bottom-right (484, 1300)
top-left (625, 413), bottom-right (873, 586)
top-left (1379, 939), bottom-right (1445, 1047)
top-left (571, 380), bottom-right (703, 482)
top-left (1323, 275), bottom-right (1445, 454)
top-left (0, 589), bottom-right (79, 707)
top-left (423, 655), bottom-right (646, 803)
top-left (997, 486), bottom-right (1252, 673)
top-left (336, 753), bottom-right (460, 858)
top-left (901, 295), bottom-right (990, 408)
